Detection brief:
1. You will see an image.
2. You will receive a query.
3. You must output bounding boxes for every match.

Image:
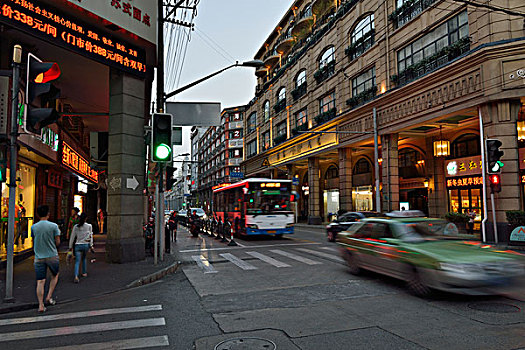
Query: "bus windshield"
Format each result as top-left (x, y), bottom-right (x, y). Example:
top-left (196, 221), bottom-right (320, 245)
top-left (245, 182), bottom-right (292, 214)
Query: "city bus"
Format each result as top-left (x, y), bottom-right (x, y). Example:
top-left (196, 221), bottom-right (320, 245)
top-left (212, 178), bottom-right (295, 237)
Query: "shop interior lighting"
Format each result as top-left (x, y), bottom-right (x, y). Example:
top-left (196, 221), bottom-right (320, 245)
top-left (433, 126), bottom-right (450, 157)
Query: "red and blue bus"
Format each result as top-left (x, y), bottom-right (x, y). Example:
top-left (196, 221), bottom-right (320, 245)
top-left (212, 178), bottom-right (295, 237)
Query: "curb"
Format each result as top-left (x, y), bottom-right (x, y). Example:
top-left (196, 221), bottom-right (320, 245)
top-left (0, 261), bottom-right (182, 315)
top-left (126, 261), bottom-right (181, 288)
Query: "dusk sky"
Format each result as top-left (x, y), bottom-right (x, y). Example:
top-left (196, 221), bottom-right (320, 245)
top-left (168, 0), bottom-right (294, 158)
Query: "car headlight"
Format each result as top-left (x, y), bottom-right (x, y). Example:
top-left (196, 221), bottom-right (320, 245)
top-left (286, 223), bottom-right (294, 228)
top-left (247, 224), bottom-right (258, 229)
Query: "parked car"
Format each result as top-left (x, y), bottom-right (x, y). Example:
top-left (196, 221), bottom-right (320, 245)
top-left (337, 213), bottom-right (525, 296)
top-left (326, 211), bottom-right (381, 242)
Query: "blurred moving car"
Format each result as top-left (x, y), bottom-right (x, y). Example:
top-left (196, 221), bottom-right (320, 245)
top-left (189, 208), bottom-right (207, 221)
top-left (326, 211), bottom-right (381, 242)
top-left (337, 212), bottom-right (525, 296)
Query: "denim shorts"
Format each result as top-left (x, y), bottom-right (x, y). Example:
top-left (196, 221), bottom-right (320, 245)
top-left (34, 256), bottom-right (59, 280)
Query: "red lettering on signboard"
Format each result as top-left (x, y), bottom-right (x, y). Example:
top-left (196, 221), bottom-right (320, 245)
top-left (61, 142), bottom-right (98, 183)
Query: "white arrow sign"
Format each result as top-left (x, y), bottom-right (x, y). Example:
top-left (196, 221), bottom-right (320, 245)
top-left (126, 176), bottom-right (139, 191)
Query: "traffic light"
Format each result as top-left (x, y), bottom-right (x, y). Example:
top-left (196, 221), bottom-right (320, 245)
top-left (486, 139), bottom-right (504, 174)
top-left (166, 165), bottom-right (176, 190)
top-left (25, 53), bottom-right (61, 135)
top-left (151, 113), bottom-right (172, 162)
top-left (489, 174), bottom-right (501, 193)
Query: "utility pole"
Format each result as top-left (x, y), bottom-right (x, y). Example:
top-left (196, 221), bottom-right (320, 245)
top-left (4, 44), bottom-right (22, 303)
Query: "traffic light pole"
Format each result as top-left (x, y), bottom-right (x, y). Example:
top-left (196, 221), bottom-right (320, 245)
top-left (4, 45), bottom-right (22, 303)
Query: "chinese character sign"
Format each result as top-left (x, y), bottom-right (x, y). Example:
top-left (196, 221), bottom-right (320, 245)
top-left (61, 142), bottom-right (98, 183)
top-left (0, 0), bottom-right (146, 77)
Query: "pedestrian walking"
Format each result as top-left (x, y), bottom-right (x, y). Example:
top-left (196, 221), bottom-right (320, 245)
top-left (168, 210), bottom-right (178, 242)
top-left (31, 205), bottom-right (61, 313)
top-left (66, 207), bottom-right (80, 240)
top-left (467, 209), bottom-right (476, 234)
top-left (68, 213), bottom-right (93, 283)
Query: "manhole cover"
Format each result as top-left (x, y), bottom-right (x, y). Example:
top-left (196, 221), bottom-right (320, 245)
top-left (468, 302), bottom-right (521, 313)
top-left (214, 337), bottom-right (276, 350)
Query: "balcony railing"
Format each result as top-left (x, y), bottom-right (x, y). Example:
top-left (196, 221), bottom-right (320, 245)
top-left (273, 133), bottom-right (287, 146)
top-left (391, 37), bottom-right (470, 87)
top-left (345, 29), bottom-right (375, 60)
top-left (346, 86), bottom-right (378, 109)
top-left (314, 61), bottom-right (335, 84)
top-left (389, 0), bottom-right (438, 29)
top-left (273, 99), bottom-right (287, 114)
top-left (291, 83), bottom-right (307, 101)
top-left (314, 108), bottom-right (337, 125)
top-left (292, 122), bottom-right (309, 136)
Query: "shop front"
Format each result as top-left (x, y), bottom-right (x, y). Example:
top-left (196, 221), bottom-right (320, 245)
top-left (445, 156), bottom-right (483, 232)
top-left (0, 162), bottom-right (36, 260)
top-left (352, 158), bottom-right (374, 211)
top-left (323, 165), bottom-right (339, 221)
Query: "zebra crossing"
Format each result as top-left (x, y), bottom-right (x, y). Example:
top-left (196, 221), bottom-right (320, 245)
top-left (190, 245), bottom-right (344, 274)
top-left (0, 304), bottom-right (169, 349)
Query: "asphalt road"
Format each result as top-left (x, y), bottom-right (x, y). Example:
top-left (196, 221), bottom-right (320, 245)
top-left (1, 226), bottom-right (524, 349)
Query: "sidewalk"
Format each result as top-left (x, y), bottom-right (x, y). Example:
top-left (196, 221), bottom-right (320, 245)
top-left (294, 223), bottom-right (326, 231)
top-left (0, 234), bottom-right (180, 314)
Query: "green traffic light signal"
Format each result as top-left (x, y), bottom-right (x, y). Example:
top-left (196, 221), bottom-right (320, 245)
top-left (155, 143), bottom-right (171, 160)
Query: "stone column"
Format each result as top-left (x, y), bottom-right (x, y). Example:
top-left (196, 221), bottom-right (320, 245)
top-left (106, 69), bottom-right (146, 263)
top-left (338, 148), bottom-right (353, 213)
top-left (308, 157), bottom-right (322, 224)
top-left (482, 101), bottom-right (522, 242)
top-left (381, 134), bottom-right (399, 212)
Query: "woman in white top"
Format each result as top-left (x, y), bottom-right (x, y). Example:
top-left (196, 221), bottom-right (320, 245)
top-left (68, 213), bottom-right (93, 283)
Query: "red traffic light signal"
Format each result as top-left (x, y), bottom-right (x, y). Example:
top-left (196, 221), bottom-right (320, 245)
top-left (489, 174), bottom-right (501, 193)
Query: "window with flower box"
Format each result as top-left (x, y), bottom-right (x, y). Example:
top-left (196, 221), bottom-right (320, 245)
top-left (292, 70), bottom-right (307, 100)
top-left (346, 14), bottom-right (374, 60)
top-left (347, 67), bottom-right (377, 108)
top-left (315, 91), bottom-right (336, 125)
top-left (274, 87), bottom-right (287, 113)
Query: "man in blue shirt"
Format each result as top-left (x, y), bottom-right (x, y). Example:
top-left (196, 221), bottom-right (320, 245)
top-left (32, 205), bottom-right (61, 312)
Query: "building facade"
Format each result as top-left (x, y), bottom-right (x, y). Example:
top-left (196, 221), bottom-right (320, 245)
top-left (196, 106), bottom-right (246, 212)
top-left (242, 0), bottom-right (525, 240)
top-left (0, 0), bottom-right (157, 262)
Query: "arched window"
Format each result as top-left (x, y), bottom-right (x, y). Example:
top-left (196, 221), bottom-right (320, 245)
top-left (247, 112), bottom-right (257, 133)
top-left (353, 158), bottom-right (371, 175)
top-left (263, 100), bottom-right (270, 121)
top-left (277, 87), bottom-right (286, 102)
top-left (451, 133), bottom-right (480, 158)
top-left (326, 165), bottom-right (338, 179)
top-left (349, 14), bottom-right (375, 59)
top-left (296, 70), bottom-right (306, 88)
top-left (399, 148), bottom-right (424, 178)
top-left (319, 46), bottom-right (335, 69)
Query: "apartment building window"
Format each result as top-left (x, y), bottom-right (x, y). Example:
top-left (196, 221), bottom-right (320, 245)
top-left (232, 112), bottom-right (242, 121)
top-left (348, 14), bottom-right (375, 60)
top-left (319, 91), bottom-right (336, 114)
top-left (274, 87), bottom-right (287, 113)
top-left (247, 112), bottom-right (257, 133)
top-left (229, 149), bottom-right (241, 158)
top-left (293, 69), bottom-right (307, 100)
top-left (397, 11), bottom-right (468, 72)
top-left (230, 130), bottom-right (242, 139)
top-left (296, 70), bottom-right (306, 88)
top-left (262, 131), bottom-right (270, 151)
top-left (295, 108), bottom-right (307, 127)
top-left (319, 46), bottom-right (335, 69)
top-left (275, 121), bottom-right (286, 137)
top-left (263, 100), bottom-right (270, 121)
top-left (352, 67), bottom-right (376, 96)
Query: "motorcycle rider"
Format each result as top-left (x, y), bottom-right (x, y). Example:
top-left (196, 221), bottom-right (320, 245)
top-left (189, 210), bottom-right (200, 237)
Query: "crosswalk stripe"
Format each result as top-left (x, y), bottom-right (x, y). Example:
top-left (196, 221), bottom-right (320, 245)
top-left (0, 305), bottom-right (163, 326)
top-left (192, 255), bottom-right (218, 274)
top-left (296, 248), bottom-right (345, 263)
top-left (0, 318), bottom-right (165, 342)
top-left (245, 251), bottom-right (290, 268)
top-left (36, 335), bottom-right (170, 350)
top-left (269, 249), bottom-right (322, 265)
top-left (320, 246), bottom-right (339, 252)
top-left (219, 253), bottom-right (257, 270)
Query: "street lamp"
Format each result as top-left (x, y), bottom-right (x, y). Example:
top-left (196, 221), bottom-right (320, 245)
top-left (164, 60), bottom-right (264, 100)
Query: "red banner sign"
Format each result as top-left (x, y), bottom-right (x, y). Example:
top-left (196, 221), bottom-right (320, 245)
top-left (61, 142), bottom-right (98, 183)
top-left (446, 176), bottom-right (483, 188)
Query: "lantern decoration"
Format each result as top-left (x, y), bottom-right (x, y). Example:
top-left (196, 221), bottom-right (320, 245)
top-left (433, 140), bottom-right (450, 157)
top-left (517, 121), bottom-right (525, 141)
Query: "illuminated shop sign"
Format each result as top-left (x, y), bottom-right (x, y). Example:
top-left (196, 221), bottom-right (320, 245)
top-left (0, 0), bottom-right (146, 77)
top-left (446, 176), bottom-right (483, 188)
top-left (445, 156), bottom-right (482, 177)
top-left (61, 142), bottom-right (98, 183)
top-left (260, 183), bottom-right (281, 188)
